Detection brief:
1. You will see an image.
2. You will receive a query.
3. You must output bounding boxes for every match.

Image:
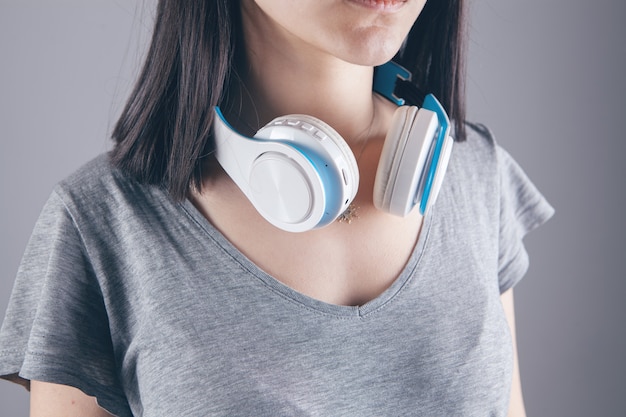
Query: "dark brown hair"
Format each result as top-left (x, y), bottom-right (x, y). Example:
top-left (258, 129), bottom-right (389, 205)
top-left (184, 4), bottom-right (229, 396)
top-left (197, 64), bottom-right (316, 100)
top-left (110, 0), bottom-right (467, 200)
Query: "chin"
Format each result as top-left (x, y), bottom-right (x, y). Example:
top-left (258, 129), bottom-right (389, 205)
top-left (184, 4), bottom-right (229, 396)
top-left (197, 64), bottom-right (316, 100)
top-left (329, 3), bottom-right (418, 65)
top-left (340, 37), bottom-right (404, 67)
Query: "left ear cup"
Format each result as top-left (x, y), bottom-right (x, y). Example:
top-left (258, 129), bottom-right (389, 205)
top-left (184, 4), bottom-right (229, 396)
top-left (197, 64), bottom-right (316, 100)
top-left (255, 115), bottom-right (359, 227)
top-left (213, 108), bottom-right (359, 232)
top-left (373, 106), bottom-right (439, 216)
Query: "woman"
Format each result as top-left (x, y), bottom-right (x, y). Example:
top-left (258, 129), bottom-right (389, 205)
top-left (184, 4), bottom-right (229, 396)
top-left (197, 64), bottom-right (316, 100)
top-left (0, 1), bottom-right (553, 416)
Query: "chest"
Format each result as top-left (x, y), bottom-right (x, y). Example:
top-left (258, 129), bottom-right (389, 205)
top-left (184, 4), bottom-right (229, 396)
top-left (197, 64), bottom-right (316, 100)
top-left (107, 213), bottom-right (511, 417)
top-left (191, 138), bottom-right (433, 305)
top-left (100, 159), bottom-right (510, 415)
top-left (193, 183), bottom-right (424, 306)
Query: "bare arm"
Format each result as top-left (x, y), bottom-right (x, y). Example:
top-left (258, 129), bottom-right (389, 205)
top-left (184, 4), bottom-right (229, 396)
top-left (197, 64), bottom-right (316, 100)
top-left (30, 380), bottom-right (114, 417)
top-left (501, 289), bottom-right (527, 417)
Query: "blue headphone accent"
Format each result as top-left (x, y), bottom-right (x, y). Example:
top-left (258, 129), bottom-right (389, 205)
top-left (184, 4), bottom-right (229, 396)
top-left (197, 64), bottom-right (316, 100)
top-left (418, 94), bottom-right (451, 214)
top-left (373, 61), bottom-right (412, 106)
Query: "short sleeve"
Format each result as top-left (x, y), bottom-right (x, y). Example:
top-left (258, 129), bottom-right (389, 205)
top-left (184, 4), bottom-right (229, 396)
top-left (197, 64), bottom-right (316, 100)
top-left (0, 190), bottom-right (131, 417)
top-left (497, 146), bottom-right (555, 293)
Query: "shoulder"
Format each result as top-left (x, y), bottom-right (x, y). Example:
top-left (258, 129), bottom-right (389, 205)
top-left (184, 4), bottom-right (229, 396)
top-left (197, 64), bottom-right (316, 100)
top-left (436, 121), bottom-right (517, 230)
top-left (48, 153), bottom-right (176, 237)
top-left (443, 121), bottom-right (502, 191)
top-left (54, 153), bottom-right (169, 212)
top-left (451, 121), bottom-right (498, 164)
top-left (56, 153), bottom-right (139, 202)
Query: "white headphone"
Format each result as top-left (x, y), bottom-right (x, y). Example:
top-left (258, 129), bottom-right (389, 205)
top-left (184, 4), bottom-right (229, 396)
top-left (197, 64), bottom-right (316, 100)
top-left (212, 62), bottom-right (453, 232)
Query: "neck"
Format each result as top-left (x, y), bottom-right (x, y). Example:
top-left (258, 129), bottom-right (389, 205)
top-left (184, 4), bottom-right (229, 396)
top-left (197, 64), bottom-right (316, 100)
top-left (230, 4), bottom-right (382, 145)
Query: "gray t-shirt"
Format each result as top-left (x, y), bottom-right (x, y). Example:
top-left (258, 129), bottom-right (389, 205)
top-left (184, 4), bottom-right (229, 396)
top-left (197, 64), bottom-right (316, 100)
top-left (0, 122), bottom-right (553, 416)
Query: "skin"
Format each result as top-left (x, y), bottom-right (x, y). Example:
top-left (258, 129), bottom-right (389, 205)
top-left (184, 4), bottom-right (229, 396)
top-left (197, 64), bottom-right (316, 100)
top-left (30, 381), bottom-right (113, 417)
top-left (31, 1), bottom-right (527, 415)
top-left (232, 0), bottom-right (426, 139)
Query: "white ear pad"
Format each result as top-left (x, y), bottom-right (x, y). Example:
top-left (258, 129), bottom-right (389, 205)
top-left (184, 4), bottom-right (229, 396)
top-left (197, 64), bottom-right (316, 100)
top-left (373, 106), bottom-right (417, 213)
top-left (213, 108), bottom-right (359, 232)
top-left (373, 106), bottom-right (439, 216)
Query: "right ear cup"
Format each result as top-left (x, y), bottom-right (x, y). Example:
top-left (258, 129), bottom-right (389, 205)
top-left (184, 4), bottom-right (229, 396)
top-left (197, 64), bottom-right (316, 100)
top-left (213, 108), bottom-right (359, 232)
top-left (373, 94), bottom-right (453, 217)
top-left (373, 105), bottom-right (439, 216)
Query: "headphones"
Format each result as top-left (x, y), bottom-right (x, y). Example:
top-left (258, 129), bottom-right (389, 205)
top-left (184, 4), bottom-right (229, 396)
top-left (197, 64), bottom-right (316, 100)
top-left (212, 62), bottom-right (453, 233)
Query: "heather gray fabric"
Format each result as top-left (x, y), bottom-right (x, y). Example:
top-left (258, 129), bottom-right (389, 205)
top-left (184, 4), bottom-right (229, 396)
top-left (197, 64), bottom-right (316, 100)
top-left (0, 122), bottom-right (553, 416)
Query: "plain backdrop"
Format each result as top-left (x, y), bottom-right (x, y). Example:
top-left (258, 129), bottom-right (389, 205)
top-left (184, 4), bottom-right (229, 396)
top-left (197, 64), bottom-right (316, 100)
top-left (1, 1), bottom-right (624, 416)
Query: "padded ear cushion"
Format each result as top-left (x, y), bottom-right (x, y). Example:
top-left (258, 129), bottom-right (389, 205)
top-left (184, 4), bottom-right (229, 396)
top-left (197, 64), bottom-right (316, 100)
top-left (374, 106), bottom-right (439, 216)
top-left (373, 106), bottom-right (419, 212)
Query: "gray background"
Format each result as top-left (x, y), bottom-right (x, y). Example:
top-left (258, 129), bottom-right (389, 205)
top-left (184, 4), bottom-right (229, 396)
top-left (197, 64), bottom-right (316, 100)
top-left (1, 1), bottom-right (624, 416)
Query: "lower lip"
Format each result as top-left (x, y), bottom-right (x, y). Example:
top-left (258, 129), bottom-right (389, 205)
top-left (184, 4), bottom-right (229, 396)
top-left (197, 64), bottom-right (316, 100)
top-left (347, 0), bottom-right (408, 12)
